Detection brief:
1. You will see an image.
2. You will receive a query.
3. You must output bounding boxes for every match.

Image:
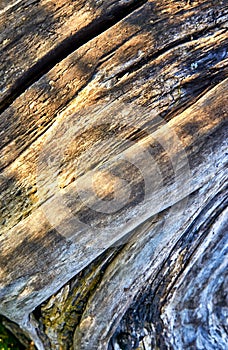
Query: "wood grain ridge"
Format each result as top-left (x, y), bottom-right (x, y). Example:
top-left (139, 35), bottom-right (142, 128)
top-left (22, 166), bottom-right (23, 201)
top-left (0, 0), bottom-right (148, 112)
top-left (0, 78), bottom-right (227, 325)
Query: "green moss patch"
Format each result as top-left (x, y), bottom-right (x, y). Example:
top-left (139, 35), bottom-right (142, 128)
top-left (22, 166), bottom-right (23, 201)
top-left (0, 318), bottom-right (24, 350)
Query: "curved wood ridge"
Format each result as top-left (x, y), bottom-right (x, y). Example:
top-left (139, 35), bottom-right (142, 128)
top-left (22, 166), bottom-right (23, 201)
top-left (0, 0), bottom-right (227, 349)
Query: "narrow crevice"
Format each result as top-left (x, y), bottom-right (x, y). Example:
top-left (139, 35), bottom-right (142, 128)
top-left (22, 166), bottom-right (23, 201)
top-left (108, 184), bottom-right (228, 350)
top-left (110, 25), bottom-right (227, 83)
top-left (144, 183), bottom-right (228, 308)
top-left (0, 0), bottom-right (147, 114)
top-left (160, 191), bottom-right (228, 305)
top-left (57, 24), bottom-right (227, 128)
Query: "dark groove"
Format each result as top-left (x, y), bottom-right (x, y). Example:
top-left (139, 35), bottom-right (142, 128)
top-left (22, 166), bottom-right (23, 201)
top-left (112, 24), bottom-right (226, 82)
top-left (0, 0), bottom-right (147, 114)
top-left (61, 24), bottom-right (227, 125)
top-left (108, 183), bottom-right (228, 350)
top-left (150, 183), bottom-right (228, 309)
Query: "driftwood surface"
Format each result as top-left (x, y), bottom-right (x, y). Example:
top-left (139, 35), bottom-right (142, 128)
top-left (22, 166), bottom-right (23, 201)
top-left (0, 0), bottom-right (227, 349)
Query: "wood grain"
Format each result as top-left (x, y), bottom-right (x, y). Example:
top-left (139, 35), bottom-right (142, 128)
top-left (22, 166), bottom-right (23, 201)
top-left (0, 0), bottom-right (227, 349)
top-left (0, 0), bottom-right (148, 111)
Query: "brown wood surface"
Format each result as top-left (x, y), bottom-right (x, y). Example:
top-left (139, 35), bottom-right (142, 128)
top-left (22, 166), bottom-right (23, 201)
top-left (0, 0), bottom-right (227, 349)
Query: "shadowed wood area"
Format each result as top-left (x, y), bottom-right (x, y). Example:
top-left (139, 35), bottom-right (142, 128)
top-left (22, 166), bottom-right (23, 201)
top-left (0, 0), bottom-right (227, 349)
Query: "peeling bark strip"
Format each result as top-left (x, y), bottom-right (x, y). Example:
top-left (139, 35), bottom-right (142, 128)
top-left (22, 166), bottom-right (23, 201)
top-left (0, 0), bottom-right (228, 349)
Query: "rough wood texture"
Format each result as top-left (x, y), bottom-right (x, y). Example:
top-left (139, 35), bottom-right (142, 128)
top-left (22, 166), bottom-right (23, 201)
top-left (0, 0), bottom-right (227, 349)
top-left (0, 0), bottom-right (148, 111)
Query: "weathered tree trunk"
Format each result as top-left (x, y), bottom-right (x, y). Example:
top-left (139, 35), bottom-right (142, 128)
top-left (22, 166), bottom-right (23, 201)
top-left (0, 1), bottom-right (227, 349)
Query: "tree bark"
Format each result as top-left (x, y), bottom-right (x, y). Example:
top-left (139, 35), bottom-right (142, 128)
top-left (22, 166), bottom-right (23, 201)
top-left (0, 1), bottom-right (227, 349)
